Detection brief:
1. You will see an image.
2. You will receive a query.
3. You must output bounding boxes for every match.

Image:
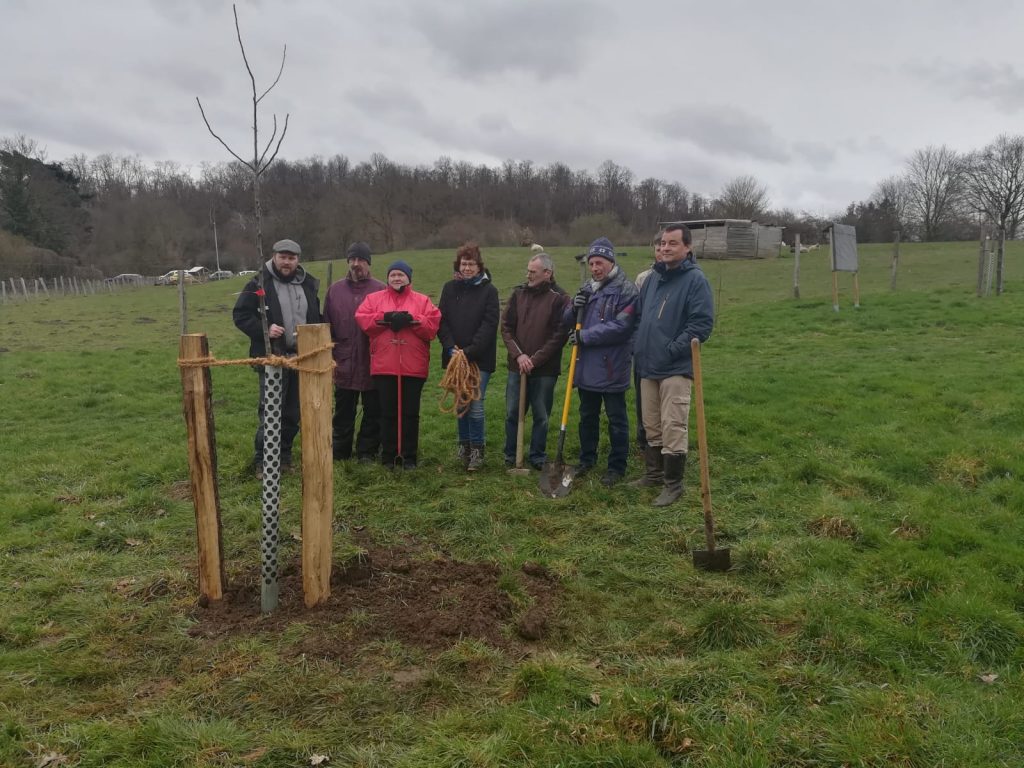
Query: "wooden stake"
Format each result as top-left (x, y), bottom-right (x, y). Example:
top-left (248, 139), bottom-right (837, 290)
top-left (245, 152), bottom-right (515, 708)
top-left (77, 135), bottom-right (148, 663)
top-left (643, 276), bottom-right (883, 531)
top-left (178, 270), bottom-right (188, 335)
top-left (298, 323), bottom-right (334, 607)
top-left (792, 234), bottom-right (801, 299)
top-left (997, 227), bottom-right (1006, 295)
top-left (831, 272), bottom-right (839, 313)
top-left (178, 334), bottom-right (225, 602)
top-left (890, 231), bottom-right (900, 291)
top-left (852, 273), bottom-right (860, 308)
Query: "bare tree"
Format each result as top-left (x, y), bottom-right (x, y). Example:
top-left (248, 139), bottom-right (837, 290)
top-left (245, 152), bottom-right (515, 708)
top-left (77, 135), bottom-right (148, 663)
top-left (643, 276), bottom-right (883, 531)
top-left (716, 175), bottom-right (770, 219)
top-left (962, 134), bottom-right (1024, 235)
top-left (962, 134), bottom-right (1024, 295)
top-left (871, 175), bottom-right (910, 233)
top-left (903, 145), bottom-right (963, 241)
top-left (196, 3), bottom-right (289, 275)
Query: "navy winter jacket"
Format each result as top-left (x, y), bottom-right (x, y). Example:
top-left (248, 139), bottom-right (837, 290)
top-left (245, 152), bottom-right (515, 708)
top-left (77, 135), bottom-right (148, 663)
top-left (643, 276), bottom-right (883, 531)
top-left (565, 266), bottom-right (638, 393)
top-left (633, 256), bottom-right (714, 380)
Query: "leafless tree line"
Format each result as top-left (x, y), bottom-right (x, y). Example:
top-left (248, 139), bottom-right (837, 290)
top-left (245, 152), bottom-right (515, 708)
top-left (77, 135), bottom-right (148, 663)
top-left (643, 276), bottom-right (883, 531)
top-left (3, 131), bottom-right (1023, 281)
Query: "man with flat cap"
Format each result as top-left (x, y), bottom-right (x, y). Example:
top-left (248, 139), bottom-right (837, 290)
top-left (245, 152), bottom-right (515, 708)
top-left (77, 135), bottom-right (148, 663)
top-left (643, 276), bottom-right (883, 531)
top-left (233, 238), bottom-right (321, 477)
top-left (322, 242), bottom-right (385, 462)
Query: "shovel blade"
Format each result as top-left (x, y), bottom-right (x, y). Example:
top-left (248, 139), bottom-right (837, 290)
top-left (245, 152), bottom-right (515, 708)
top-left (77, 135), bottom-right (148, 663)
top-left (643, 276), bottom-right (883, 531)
top-left (538, 461), bottom-right (576, 498)
top-left (692, 548), bottom-right (731, 572)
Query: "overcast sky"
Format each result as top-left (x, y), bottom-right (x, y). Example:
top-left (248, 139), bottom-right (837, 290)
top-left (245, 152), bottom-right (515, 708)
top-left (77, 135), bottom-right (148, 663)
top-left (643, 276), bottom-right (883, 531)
top-left (5, 0), bottom-right (1024, 214)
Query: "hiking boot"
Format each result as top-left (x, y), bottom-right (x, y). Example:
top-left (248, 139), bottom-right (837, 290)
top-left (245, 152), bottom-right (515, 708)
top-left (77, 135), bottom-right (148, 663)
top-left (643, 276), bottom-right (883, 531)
top-left (652, 453), bottom-right (687, 507)
top-left (600, 470), bottom-right (624, 487)
top-left (456, 441), bottom-right (470, 466)
top-left (249, 457), bottom-right (264, 480)
top-left (572, 463), bottom-right (594, 478)
top-left (467, 444), bottom-right (484, 471)
top-left (629, 446), bottom-right (664, 488)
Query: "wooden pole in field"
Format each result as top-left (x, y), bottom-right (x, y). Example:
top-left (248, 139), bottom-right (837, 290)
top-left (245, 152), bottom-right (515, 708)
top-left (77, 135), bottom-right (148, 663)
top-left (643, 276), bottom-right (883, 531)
top-left (178, 270), bottom-right (188, 335)
top-left (1, 281), bottom-right (6, 303)
top-left (297, 323), bottom-right (334, 607)
top-left (19, 277), bottom-right (28, 297)
top-left (997, 227), bottom-right (1005, 295)
top-left (178, 333), bottom-right (225, 602)
top-left (792, 234), bottom-right (801, 299)
top-left (325, 260), bottom-right (334, 289)
top-left (852, 273), bottom-right (860, 308)
top-left (828, 227), bottom-right (839, 312)
top-left (976, 230), bottom-right (986, 297)
top-left (39, 278), bottom-right (49, 296)
top-left (890, 231), bottom-right (900, 291)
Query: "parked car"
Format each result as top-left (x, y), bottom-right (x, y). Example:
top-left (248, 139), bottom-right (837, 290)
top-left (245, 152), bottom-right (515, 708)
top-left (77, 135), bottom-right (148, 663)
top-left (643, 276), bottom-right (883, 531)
top-left (157, 270), bottom-right (197, 285)
top-left (237, 269), bottom-right (258, 276)
top-left (105, 273), bottom-right (144, 285)
top-left (209, 270), bottom-right (234, 281)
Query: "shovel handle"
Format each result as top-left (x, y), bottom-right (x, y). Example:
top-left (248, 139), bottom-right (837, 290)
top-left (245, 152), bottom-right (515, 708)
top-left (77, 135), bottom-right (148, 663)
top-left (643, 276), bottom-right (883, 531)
top-left (515, 374), bottom-right (528, 469)
top-left (691, 338), bottom-right (715, 553)
top-left (558, 314), bottom-right (582, 431)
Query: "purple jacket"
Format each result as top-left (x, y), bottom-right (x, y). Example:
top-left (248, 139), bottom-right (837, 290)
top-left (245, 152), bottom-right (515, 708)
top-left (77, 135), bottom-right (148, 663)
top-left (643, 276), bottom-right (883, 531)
top-left (322, 275), bottom-right (385, 390)
top-left (564, 266), bottom-right (638, 392)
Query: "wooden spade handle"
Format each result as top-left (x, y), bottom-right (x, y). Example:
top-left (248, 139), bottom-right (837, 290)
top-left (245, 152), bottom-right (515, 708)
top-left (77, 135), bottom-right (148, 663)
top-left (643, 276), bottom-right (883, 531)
top-left (691, 338), bottom-right (715, 552)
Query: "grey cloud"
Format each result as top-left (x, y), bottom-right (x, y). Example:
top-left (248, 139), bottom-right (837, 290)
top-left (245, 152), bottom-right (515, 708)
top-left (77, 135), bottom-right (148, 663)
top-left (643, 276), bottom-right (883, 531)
top-left (910, 59), bottom-right (1024, 113)
top-left (792, 141), bottom-right (836, 167)
top-left (347, 85), bottom-right (428, 119)
top-left (656, 105), bottom-right (791, 163)
top-left (412, 0), bottom-right (602, 81)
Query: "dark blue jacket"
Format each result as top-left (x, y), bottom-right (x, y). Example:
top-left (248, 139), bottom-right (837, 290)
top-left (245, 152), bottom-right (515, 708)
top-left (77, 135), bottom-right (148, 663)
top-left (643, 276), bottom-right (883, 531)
top-left (633, 256), bottom-right (714, 379)
top-left (565, 266), bottom-right (638, 392)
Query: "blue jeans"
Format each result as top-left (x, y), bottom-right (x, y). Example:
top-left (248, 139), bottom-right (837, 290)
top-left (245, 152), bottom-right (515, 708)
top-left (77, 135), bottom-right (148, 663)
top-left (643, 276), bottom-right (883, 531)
top-left (456, 369), bottom-right (491, 444)
top-left (577, 388), bottom-right (630, 475)
top-left (504, 372), bottom-right (558, 466)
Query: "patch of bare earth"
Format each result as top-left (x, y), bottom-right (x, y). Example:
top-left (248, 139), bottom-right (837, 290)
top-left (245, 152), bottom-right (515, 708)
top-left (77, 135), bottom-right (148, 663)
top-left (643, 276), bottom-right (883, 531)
top-left (186, 539), bottom-right (561, 661)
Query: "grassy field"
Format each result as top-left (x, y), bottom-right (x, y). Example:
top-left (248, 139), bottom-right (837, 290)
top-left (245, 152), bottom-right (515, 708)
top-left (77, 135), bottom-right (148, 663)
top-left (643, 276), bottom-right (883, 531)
top-left (1, 241), bottom-right (1022, 767)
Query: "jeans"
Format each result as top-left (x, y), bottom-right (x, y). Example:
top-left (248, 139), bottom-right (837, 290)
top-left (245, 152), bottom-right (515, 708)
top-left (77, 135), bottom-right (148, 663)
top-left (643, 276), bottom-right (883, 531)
top-left (456, 369), bottom-right (491, 445)
top-left (374, 375), bottom-right (425, 465)
top-left (333, 387), bottom-right (381, 460)
top-left (504, 372), bottom-right (558, 466)
top-left (254, 366), bottom-right (300, 462)
top-left (577, 388), bottom-right (630, 475)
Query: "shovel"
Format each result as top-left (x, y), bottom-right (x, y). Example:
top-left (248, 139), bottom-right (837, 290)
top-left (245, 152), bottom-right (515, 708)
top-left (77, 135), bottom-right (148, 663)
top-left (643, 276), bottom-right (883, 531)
top-left (508, 374), bottom-right (530, 476)
top-left (539, 311), bottom-right (582, 498)
top-left (690, 338), bottom-right (730, 572)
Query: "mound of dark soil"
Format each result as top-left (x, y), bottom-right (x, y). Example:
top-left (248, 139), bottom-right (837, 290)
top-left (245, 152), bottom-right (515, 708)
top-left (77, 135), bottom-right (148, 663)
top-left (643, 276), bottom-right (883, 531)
top-left (186, 538), bottom-right (561, 660)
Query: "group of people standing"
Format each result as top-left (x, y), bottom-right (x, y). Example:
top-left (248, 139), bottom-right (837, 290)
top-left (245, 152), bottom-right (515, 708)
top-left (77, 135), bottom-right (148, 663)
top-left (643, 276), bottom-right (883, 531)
top-left (232, 224), bottom-right (713, 507)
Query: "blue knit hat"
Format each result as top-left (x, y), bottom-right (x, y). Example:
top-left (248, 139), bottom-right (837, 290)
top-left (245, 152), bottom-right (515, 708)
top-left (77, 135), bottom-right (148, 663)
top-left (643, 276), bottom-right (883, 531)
top-left (387, 259), bottom-right (413, 281)
top-left (587, 237), bottom-right (615, 263)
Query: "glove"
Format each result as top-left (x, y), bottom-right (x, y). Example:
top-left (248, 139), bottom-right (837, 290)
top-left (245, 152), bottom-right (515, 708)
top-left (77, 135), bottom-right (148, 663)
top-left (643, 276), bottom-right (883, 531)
top-left (382, 311), bottom-right (396, 323)
top-left (572, 290), bottom-right (589, 309)
top-left (389, 311), bottom-right (413, 331)
top-left (568, 329), bottom-right (584, 346)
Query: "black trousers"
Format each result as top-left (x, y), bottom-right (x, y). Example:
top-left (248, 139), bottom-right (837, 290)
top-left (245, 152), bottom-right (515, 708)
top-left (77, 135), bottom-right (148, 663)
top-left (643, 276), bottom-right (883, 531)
top-left (333, 387), bottom-right (382, 460)
top-left (373, 375), bottom-right (425, 465)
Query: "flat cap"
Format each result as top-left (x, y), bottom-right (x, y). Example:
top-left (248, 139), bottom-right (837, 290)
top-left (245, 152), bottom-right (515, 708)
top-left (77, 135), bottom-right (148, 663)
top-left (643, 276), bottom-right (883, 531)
top-left (272, 238), bottom-right (301, 255)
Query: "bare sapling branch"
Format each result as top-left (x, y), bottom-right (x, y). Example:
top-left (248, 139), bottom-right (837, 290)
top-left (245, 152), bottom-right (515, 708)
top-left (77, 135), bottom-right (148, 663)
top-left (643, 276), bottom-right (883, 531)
top-left (195, 97), bottom-right (252, 169)
top-left (257, 46), bottom-right (288, 104)
top-left (258, 115), bottom-right (290, 173)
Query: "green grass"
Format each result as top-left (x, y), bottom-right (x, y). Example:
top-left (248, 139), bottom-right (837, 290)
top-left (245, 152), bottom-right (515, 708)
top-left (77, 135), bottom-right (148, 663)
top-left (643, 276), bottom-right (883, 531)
top-left (1, 241), bottom-right (1022, 766)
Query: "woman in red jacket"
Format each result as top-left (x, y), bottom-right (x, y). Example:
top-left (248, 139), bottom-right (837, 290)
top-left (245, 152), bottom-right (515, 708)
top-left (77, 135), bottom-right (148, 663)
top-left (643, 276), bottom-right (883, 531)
top-left (355, 260), bottom-right (441, 469)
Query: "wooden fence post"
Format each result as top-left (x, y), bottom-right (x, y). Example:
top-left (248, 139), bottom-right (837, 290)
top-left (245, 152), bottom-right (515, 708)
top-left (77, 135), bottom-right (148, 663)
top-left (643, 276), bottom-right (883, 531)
top-left (297, 323), bottom-right (334, 608)
top-left (178, 334), bottom-right (225, 602)
top-left (178, 270), bottom-right (188, 335)
top-left (792, 234), bottom-right (801, 299)
top-left (890, 231), bottom-right (900, 291)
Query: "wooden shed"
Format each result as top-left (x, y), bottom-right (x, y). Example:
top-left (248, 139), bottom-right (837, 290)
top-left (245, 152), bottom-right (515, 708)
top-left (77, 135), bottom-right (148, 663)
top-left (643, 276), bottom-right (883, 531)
top-left (663, 219), bottom-right (783, 260)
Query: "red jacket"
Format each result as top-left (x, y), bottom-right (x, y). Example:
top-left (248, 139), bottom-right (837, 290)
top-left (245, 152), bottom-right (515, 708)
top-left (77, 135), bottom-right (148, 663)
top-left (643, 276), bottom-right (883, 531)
top-left (355, 285), bottom-right (441, 379)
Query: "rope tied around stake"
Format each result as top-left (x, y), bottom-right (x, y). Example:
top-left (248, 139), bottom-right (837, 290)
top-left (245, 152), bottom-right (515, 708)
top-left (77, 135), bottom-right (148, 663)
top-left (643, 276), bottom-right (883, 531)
top-left (438, 349), bottom-right (481, 417)
top-left (177, 342), bottom-right (336, 375)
